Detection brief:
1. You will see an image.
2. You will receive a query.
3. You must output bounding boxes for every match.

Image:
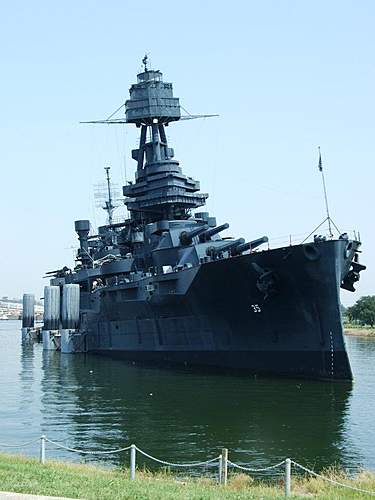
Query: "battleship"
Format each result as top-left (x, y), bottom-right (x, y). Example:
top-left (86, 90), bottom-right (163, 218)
top-left (45, 57), bottom-right (365, 380)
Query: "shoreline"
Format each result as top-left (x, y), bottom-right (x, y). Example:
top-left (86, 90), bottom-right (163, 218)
top-left (344, 326), bottom-right (374, 337)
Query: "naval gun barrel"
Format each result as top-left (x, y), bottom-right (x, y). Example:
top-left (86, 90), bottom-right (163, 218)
top-left (179, 225), bottom-right (208, 246)
top-left (233, 236), bottom-right (269, 255)
top-left (45, 269), bottom-right (62, 275)
top-left (206, 238), bottom-right (245, 258)
top-left (199, 223), bottom-right (229, 242)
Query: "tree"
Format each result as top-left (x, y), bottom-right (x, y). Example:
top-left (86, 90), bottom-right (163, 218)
top-left (347, 296), bottom-right (375, 327)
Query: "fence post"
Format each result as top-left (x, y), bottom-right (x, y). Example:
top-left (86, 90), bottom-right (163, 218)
top-left (218, 454), bottom-right (222, 484)
top-left (130, 444), bottom-right (136, 480)
top-left (221, 448), bottom-right (228, 486)
top-left (39, 435), bottom-right (46, 464)
top-left (285, 458), bottom-right (291, 497)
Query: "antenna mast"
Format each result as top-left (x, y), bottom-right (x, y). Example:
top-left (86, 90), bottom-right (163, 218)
top-left (318, 147), bottom-right (333, 238)
top-left (301, 148), bottom-right (342, 244)
top-left (104, 166), bottom-right (114, 225)
top-left (94, 166), bottom-right (122, 225)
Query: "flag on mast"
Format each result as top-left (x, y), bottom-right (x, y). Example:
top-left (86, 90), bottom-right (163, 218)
top-left (318, 147), bottom-right (323, 172)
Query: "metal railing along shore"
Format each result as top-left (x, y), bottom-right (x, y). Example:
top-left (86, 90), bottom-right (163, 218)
top-left (1, 435), bottom-right (374, 497)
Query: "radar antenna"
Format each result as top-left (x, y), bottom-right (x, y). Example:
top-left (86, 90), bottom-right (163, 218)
top-left (142, 54), bottom-right (148, 72)
top-left (105, 166), bottom-right (114, 225)
top-left (94, 166), bottom-right (122, 225)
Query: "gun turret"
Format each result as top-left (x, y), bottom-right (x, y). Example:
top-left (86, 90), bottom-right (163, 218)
top-left (199, 223), bottom-right (229, 242)
top-left (206, 238), bottom-right (245, 258)
top-left (44, 266), bottom-right (70, 278)
top-left (233, 236), bottom-right (269, 255)
top-left (179, 225), bottom-right (208, 246)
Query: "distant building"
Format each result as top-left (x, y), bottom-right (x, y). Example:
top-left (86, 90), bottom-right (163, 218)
top-left (0, 299), bottom-right (43, 321)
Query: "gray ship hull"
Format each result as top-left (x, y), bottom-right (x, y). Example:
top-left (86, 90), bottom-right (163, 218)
top-left (84, 239), bottom-right (353, 380)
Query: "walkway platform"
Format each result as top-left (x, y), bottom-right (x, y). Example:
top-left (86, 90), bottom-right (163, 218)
top-left (0, 492), bottom-right (76, 500)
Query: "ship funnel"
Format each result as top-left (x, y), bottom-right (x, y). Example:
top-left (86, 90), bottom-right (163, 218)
top-left (75, 220), bottom-right (90, 248)
top-left (74, 220), bottom-right (91, 266)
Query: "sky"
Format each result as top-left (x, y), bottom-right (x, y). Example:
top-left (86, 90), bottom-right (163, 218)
top-left (0, 0), bottom-right (373, 306)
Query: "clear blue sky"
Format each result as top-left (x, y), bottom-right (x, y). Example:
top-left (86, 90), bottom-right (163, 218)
top-left (0, 0), bottom-right (373, 305)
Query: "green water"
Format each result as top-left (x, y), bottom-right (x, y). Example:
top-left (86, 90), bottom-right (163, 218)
top-left (0, 320), bottom-right (374, 473)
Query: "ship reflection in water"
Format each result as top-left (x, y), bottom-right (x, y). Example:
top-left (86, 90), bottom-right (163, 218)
top-left (1, 321), bottom-right (374, 473)
top-left (41, 353), bottom-right (356, 471)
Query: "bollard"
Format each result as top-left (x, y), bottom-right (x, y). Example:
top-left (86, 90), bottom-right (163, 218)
top-left (221, 448), bottom-right (228, 486)
top-left (130, 444), bottom-right (136, 480)
top-left (218, 454), bottom-right (222, 484)
top-left (285, 458), bottom-right (291, 497)
top-left (40, 435), bottom-right (46, 464)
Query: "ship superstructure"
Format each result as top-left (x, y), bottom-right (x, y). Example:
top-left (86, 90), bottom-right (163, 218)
top-left (47, 59), bottom-right (366, 380)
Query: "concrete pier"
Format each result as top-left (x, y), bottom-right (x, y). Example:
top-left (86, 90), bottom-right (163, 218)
top-left (21, 327), bottom-right (30, 341)
top-left (44, 286), bottom-right (60, 331)
top-left (42, 286), bottom-right (61, 351)
top-left (22, 294), bottom-right (37, 342)
top-left (22, 294), bottom-right (35, 328)
top-left (42, 330), bottom-right (58, 350)
top-left (60, 329), bottom-right (85, 353)
top-left (61, 285), bottom-right (80, 330)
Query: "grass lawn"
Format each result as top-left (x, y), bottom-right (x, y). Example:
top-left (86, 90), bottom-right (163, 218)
top-left (1, 453), bottom-right (375, 499)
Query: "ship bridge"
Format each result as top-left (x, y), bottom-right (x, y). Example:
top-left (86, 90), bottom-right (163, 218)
top-left (123, 60), bottom-right (208, 223)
